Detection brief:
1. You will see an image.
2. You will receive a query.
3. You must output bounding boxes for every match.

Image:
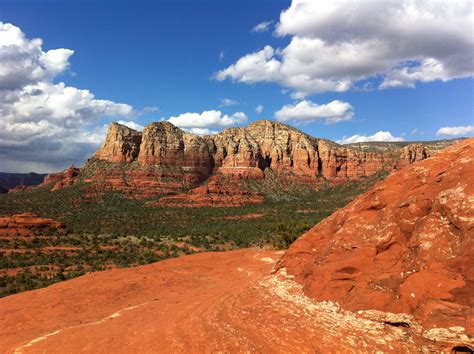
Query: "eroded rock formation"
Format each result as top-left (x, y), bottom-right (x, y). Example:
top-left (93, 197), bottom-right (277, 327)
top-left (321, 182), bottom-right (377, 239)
top-left (276, 138), bottom-right (474, 335)
top-left (41, 120), bottom-right (455, 204)
top-left (41, 165), bottom-right (80, 191)
top-left (95, 122), bottom-right (142, 162)
top-left (149, 175), bottom-right (264, 207)
top-left (0, 213), bottom-right (65, 237)
top-left (92, 120), bottom-right (437, 181)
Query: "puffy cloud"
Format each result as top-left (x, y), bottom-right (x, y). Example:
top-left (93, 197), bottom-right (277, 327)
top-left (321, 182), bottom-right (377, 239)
top-left (183, 127), bottom-right (218, 136)
top-left (255, 104), bottom-right (264, 114)
top-left (251, 20), bottom-right (273, 33)
top-left (337, 131), bottom-right (405, 144)
top-left (217, 0), bottom-right (473, 96)
top-left (274, 100), bottom-right (353, 124)
top-left (167, 110), bottom-right (247, 131)
top-left (117, 120), bottom-right (144, 131)
top-left (219, 98), bottom-right (239, 107)
top-left (0, 22), bottom-right (74, 90)
top-left (0, 22), bottom-right (133, 172)
top-left (215, 45), bottom-right (282, 84)
top-left (437, 125), bottom-right (474, 136)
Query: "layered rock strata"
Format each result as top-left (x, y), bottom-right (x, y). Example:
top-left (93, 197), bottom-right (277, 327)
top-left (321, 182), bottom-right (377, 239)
top-left (92, 120), bottom-right (436, 182)
top-left (42, 120), bottom-right (451, 203)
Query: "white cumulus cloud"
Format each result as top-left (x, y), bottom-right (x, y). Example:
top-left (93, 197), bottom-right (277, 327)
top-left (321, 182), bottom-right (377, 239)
top-left (217, 0), bottom-right (473, 96)
top-left (0, 22), bottom-right (74, 90)
top-left (116, 120), bottom-right (144, 131)
top-left (255, 104), bottom-right (264, 114)
top-left (338, 131), bottom-right (405, 144)
top-left (0, 22), bottom-right (134, 172)
top-left (183, 127), bottom-right (218, 136)
top-left (167, 110), bottom-right (247, 131)
top-left (436, 125), bottom-right (474, 136)
top-left (274, 100), bottom-right (353, 124)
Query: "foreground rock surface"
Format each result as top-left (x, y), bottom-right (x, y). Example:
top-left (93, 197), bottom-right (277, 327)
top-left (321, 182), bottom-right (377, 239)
top-left (1, 248), bottom-right (470, 353)
top-left (277, 138), bottom-right (474, 337)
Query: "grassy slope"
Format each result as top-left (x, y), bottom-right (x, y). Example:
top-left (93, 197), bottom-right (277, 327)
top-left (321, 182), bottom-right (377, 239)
top-left (0, 172), bottom-right (384, 296)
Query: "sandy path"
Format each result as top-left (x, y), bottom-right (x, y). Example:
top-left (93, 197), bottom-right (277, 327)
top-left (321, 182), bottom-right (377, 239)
top-left (0, 249), bottom-right (449, 353)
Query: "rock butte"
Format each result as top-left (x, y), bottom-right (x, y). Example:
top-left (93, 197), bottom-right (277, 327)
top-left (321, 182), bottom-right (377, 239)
top-left (277, 137), bottom-right (474, 340)
top-left (1, 139), bottom-right (472, 352)
top-left (41, 120), bottom-right (454, 206)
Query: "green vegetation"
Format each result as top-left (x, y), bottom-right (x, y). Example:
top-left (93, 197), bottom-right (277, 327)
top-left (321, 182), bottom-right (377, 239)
top-left (0, 172), bottom-right (385, 296)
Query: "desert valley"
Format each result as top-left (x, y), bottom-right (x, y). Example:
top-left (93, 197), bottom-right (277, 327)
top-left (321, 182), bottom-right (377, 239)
top-left (0, 121), bottom-right (473, 352)
top-left (1, 0), bottom-right (473, 352)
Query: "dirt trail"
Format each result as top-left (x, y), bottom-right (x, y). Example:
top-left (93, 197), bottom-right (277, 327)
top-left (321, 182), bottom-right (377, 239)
top-left (0, 249), bottom-right (459, 353)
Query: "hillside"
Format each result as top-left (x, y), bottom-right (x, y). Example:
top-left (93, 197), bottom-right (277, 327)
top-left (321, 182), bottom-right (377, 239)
top-left (41, 120), bottom-right (456, 205)
top-left (1, 138), bottom-right (472, 352)
top-left (278, 137), bottom-right (473, 342)
top-left (0, 120), bottom-right (462, 296)
top-left (344, 138), bottom-right (464, 152)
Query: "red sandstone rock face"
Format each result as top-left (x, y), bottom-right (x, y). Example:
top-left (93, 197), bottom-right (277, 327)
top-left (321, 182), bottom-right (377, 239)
top-left (138, 122), bottom-right (213, 177)
top-left (82, 168), bottom-right (195, 199)
top-left (41, 166), bottom-right (79, 191)
top-left (93, 120), bottom-right (436, 183)
top-left (42, 120), bottom-right (447, 201)
top-left (94, 122), bottom-right (142, 163)
top-left (277, 138), bottom-right (474, 336)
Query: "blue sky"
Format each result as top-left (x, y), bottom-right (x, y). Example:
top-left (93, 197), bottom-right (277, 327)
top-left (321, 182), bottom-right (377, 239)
top-left (0, 0), bottom-right (473, 172)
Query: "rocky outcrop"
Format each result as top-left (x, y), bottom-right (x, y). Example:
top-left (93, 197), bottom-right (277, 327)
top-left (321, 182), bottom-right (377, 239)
top-left (138, 122), bottom-right (213, 177)
top-left (0, 213), bottom-right (65, 238)
top-left (276, 138), bottom-right (474, 335)
top-left (1, 248), bottom-right (470, 352)
top-left (41, 165), bottom-right (80, 191)
top-left (95, 122), bottom-right (142, 162)
top-left (41, 120), bottom-right (455, 202)
top-left (150, 175), bottom-right (264, 207)
top-left (92, 120), bottom-right (440, 182)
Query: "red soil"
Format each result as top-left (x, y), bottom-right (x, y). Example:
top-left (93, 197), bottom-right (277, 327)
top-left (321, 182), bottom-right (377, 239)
top-left (0, 248), bottom-right (469, 353)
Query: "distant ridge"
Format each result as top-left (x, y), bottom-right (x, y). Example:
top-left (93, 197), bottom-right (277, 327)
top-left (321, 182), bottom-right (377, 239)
top-left (0, 172), bottom-right (47, 190)
top-left (344, 138), bottom-right (465, 152)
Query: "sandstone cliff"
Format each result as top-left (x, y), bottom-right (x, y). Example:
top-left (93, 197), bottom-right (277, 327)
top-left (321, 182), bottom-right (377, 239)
top-left (95, 122), bottom-right (142, 162)
top-left (92, 120), bottom-right (443, 180)
top-left (42, 120), bottom-right (456, 202)
top-left (276, 138), bottom-right (474, 337)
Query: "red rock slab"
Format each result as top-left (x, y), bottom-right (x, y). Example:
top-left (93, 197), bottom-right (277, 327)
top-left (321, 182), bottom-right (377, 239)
top-left (0, 249), bottom-right (467, 353)
top-left (0, 213), bottom-right (65, 230)
top-left (277, 138), bottom-right (474, 337)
